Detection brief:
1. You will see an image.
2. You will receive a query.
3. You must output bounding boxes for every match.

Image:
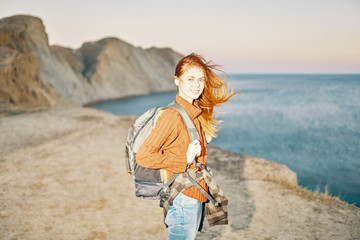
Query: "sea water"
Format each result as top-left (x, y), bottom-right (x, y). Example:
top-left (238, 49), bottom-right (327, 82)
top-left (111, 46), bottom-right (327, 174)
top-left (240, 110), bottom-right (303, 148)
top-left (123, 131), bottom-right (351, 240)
top-left (91, 74), bottom-right (360, 207)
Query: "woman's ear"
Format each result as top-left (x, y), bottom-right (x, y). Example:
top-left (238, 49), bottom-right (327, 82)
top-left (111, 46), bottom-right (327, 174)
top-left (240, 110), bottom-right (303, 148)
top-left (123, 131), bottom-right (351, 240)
top-left (174, 77), bottom-right (179, 86)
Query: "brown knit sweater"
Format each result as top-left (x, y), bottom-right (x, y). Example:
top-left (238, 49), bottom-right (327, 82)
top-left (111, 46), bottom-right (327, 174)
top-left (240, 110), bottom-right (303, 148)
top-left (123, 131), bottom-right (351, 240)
top-left (136, 95), bottom-right (208, 202)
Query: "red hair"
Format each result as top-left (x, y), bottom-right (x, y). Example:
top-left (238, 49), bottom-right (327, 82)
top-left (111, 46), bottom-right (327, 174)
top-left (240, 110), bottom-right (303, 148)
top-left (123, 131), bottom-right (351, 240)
top-left (175, 53), bottom-right (237, 138)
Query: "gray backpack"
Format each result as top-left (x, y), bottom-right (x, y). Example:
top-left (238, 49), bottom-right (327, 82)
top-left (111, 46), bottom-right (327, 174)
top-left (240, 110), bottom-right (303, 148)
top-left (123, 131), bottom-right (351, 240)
top-left (125, 101), bottom-right (200, 200)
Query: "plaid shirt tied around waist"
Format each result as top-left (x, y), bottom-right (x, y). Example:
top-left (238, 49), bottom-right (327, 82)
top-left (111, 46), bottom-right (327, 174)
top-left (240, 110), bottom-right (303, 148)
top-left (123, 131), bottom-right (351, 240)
top-left (161, 169), bottom-right (228, 227)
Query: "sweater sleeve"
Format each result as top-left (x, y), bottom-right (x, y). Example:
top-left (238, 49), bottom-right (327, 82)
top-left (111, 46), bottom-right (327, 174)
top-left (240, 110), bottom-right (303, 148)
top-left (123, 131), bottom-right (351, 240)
top-left (135, 109), bottom-right (188, 173)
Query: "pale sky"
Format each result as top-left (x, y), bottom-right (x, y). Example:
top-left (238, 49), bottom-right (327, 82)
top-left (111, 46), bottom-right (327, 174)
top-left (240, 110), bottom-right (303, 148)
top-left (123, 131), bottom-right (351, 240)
top-left (1, 0), bottom-right (359, 73)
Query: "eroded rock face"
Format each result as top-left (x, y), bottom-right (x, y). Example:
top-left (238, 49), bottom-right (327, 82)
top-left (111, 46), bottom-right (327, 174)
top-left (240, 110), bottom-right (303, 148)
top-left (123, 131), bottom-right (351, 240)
top-left (207, 145), bottom-right (298, 187)
top-left (0, 15), bottom-right (183, 110)
top-left (0, 15), bottom-right (68, 110)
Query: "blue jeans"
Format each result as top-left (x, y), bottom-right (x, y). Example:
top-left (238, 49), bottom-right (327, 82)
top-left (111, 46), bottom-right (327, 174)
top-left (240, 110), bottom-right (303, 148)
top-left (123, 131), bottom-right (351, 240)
top-left (165, 192), bottom-right (203, 240)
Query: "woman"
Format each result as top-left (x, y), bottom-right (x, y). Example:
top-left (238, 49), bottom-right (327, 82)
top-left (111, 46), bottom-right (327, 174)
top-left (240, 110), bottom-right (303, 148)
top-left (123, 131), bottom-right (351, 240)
top-left (136, 53), bottom-right (235, 239)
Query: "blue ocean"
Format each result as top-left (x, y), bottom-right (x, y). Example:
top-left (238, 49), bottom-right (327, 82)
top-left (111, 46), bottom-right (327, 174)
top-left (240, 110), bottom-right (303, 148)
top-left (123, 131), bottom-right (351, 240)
top-left (91, 74), bottom-right (360, 207)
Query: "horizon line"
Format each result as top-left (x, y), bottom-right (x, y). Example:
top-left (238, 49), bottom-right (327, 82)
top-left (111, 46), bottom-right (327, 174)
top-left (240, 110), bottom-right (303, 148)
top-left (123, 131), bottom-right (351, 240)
top-left (227, 72), bottom-right (360, 75)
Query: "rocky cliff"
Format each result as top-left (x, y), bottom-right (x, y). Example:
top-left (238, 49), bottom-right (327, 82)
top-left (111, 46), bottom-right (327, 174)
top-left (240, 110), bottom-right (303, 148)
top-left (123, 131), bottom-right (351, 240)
top-left (1, 107), bottom-right (359, 239)
top-left (0, 15), bottom-right (182, 111)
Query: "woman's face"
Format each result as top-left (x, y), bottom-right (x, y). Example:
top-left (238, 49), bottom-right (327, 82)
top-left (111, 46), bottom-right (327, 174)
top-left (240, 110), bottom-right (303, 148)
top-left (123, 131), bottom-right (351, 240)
top-left (175, 67), bottom-right (205, 103)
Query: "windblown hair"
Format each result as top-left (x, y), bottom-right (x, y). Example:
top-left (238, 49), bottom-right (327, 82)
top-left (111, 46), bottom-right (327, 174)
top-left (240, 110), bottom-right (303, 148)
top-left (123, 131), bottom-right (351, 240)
top-left (175, 53), bottom-right (237, 138)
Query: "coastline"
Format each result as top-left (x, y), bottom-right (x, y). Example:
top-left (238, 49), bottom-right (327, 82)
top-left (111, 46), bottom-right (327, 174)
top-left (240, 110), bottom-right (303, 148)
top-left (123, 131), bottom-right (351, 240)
top-left (83, 90), bottom-right (177, 108)
top-left (0, 106), bottom-right (359, 239)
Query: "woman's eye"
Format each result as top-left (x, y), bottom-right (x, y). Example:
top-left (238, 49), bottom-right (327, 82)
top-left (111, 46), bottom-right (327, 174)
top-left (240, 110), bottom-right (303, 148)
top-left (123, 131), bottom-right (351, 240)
top-left (199, 78), bottom-right (205, 82)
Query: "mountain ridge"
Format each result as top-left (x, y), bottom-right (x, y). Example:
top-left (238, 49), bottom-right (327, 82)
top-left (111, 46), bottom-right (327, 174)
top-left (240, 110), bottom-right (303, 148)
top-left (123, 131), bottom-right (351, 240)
top-left (0, 15), bottom-right (182, 111)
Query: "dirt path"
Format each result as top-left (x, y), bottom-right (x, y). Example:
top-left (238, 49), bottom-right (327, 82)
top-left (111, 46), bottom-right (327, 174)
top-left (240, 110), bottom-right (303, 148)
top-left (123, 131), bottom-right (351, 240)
top-left (0, 107), bottom-right (359, 239)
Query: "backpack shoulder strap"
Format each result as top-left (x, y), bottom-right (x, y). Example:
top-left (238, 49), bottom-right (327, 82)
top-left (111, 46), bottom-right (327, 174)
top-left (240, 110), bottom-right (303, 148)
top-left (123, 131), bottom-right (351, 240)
top-left (166, 101), bottom-right (200, 142)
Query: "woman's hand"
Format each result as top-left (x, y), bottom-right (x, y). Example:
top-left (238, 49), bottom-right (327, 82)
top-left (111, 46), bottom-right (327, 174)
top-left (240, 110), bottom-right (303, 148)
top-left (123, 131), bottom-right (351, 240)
top-left (205, 133), bottom-right (212, 143)
top-left (187, 140), bottom-right (201, 164)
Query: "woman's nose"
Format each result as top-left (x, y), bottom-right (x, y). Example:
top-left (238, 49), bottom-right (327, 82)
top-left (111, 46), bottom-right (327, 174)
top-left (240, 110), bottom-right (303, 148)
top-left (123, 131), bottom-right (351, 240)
top-left (193, 79), bottom-right (200, 87)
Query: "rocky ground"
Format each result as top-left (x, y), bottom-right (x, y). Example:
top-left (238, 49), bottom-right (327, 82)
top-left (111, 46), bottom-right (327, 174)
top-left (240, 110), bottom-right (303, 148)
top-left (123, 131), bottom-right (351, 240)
top-left (0, 107), bottom-right (359, 240)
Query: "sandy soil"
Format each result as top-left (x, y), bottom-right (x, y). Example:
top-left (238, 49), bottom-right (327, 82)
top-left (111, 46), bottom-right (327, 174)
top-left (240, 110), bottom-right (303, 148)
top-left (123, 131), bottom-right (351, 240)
top-left (0, 107), bottom-right (359, 240)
